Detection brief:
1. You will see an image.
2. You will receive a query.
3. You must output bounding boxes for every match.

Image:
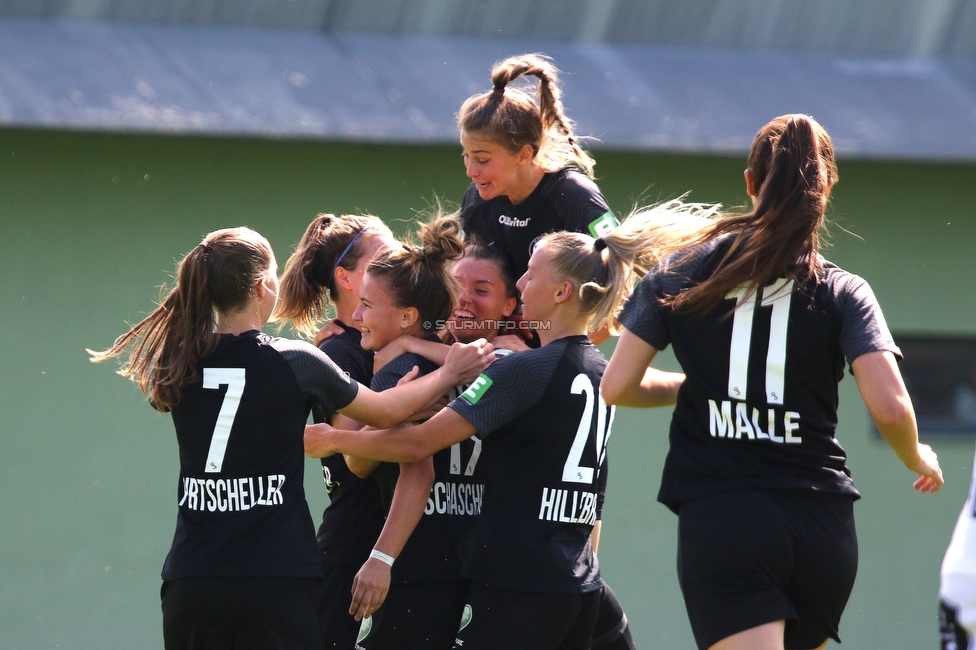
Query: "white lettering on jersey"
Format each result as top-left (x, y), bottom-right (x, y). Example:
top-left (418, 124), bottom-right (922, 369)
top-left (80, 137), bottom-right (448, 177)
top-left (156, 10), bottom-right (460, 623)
top-left (178, 474), bottom-right (285, 512)
top-left (708, 399), bottom-right (803, 444)
top-left (537, 487), bottom-right (598, 526)
top-left (498, 214), bottom-right (531, 227)
top-left (424, 481), bottom-right (485, 516)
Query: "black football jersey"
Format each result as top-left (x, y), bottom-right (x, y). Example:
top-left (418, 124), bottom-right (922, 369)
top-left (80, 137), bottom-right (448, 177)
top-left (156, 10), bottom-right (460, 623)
top-left (448, 335), bottom-right (612, 594)
top-left (371, 345), bottom-right (486, 584)
top-left (618, 234), bottom-right (902, 512)
top-left (161, 330), bottom-right (359, 580)
top-left (314, 321), bottom-right (398, 568)
top-left (460, 167), bottom-right (615, 280)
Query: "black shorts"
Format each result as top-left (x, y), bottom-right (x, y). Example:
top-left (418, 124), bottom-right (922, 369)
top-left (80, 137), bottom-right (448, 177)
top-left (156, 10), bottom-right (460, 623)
top-left (356, 580), bottom-right (469, 650)
top-left (591, 580), bottom-right (635, 650)
top-left (452, 582), bottom-right (602, 650)
top-left (677, 489), bottom-right (858, 650)
top-left (161, 576), bottom-right (324, 650)
top-left (320, 563), bottom-right (361, 649)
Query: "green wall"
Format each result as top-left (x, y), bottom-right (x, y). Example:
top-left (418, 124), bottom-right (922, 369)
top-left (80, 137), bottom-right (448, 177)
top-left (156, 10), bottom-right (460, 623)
top-left (1, 128), bottom-right (974, 648)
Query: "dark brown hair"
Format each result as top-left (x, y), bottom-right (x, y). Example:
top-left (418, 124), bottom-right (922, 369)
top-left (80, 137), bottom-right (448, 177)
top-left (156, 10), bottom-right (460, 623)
top-left (668, 114), bottom-right (837, 315)
top-left (461, 241), bottom-right (519, 301)
top-left (457, 53), bottom-right (595, 177)
top-left (88, 227), bottom-right (274, 412)
top-left (274, 213), bottom-right (393, 337)
top-left (366, 213), bottom-right (464, 333)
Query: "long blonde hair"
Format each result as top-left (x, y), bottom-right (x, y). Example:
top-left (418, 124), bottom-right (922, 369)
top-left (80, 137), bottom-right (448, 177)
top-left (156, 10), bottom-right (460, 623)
top-left (539, 199), bottom-right (719, 333)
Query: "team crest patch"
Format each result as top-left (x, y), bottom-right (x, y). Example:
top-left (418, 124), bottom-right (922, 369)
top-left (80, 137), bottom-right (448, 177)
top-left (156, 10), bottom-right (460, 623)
top-left (588, 211), bottom-right (619, 238)
top-left (356, 616), bottom-right (372, 643)
top-left (458, 604), bottom-right (473, 631)
top-left (462, 375), bottom-right (492, 404)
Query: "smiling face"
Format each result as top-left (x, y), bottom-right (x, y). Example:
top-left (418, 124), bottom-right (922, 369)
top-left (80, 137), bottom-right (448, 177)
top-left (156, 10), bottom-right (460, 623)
top-left (461, 130), bottom-right (534, 203)
top-left (448, 256), bottom-right (517, 344)
top-left (351, 272), bottom-right (417, 350)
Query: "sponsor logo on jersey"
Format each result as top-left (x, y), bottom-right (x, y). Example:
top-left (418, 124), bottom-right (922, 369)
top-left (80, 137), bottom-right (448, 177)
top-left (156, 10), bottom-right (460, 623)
top-left (426, 481), bottom-right (485, 516)
top-left (707, 399), bottom-right (803, 444)
top-left (538, 487), bottom-right (598, 526)
top-left (462, 374), bottom-right (492, 404)
top-left (498, 214), bottom-right (531, 227)
top-left (178, 474), bottom-right (285, 512)
top-left (588, 211), bottom-right (619, 238)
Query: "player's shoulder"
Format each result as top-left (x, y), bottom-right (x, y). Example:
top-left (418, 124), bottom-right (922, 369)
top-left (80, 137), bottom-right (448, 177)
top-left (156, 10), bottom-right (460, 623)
top-left (258, 332), bottom-right (322, 358)
top-left (539, 167), bottom-right (602, 201)
top-left (486, 337), bottom-right (577, 380)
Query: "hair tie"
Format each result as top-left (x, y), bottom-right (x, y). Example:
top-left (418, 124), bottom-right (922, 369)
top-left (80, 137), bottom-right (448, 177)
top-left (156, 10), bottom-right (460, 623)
top-left (594, 238), bottom-right (608, 252)
top-left (492, 84), bottom-right (505, 96)
top-left (330, 228), bottom-right (368, 281)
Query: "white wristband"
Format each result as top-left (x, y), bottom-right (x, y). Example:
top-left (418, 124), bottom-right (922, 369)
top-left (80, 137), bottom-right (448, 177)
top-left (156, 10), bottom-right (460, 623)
top-left (369, 549), bottom-right (395, 567)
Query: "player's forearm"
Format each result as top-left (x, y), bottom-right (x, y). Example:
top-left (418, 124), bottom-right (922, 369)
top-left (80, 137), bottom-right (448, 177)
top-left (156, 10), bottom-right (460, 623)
top-left (364, 372), bottom-right (453, 428)
top-left (871, 398), bottom-right (924, 467)
top-left (372, 459), bottom-right (435, 558)
top-left (604, 368), bottom-right (684, 408)
top-left (307, 424), bottom-right (432, 463)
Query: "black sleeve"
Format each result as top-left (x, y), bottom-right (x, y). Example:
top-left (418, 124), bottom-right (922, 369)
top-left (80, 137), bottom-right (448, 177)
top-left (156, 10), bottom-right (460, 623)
top-left (272, 338), bottom-right (360, 415)
top-left (835, 272), bottom-right (903, 368)
top-left (617, 270), bottom-right (672, 351)
top-left (447, 346), bottom-right (559, 440)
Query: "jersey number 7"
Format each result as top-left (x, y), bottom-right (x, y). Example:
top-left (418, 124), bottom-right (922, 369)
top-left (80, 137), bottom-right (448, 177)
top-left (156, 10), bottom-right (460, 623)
top-left (202, 367), bottom-right (247, 473)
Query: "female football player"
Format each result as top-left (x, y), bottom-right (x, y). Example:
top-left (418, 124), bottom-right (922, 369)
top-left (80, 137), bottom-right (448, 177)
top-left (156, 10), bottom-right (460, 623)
top-left (304, 203), bottom-right (700, 648)
top-left (458, 53), bottom-right (617, 282)
top-left (601, 114), bottom-right (944, 650)
top-left (89, 226), bottom-right (491, 650)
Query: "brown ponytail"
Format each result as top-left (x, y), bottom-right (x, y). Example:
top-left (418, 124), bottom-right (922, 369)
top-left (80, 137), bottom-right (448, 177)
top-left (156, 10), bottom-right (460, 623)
top-left (667, 114), bottom-right (837, 315)
top-left (89, 227), bottom-right (274, 412)
top-left (274, 213), bottom-right (393, 338)
top-left (458, 53), bottom-right (595, 177)
top-left (366, 212), bottom-right (464, 333)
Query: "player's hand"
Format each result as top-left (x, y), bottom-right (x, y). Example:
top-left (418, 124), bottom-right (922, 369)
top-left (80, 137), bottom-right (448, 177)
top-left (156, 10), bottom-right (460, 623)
top-left (313, 319), bottom-right (344, 346)
top-left (304, 422), bottom-right (337, 458)
top-left (350, 557), bottom-right (392, 621)
top-left (443, 338), bottom-right (494, 385)
top-left (394, 366), bottom-right (420, 387)
top-left (908, 443), bottom-right (944, 493)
